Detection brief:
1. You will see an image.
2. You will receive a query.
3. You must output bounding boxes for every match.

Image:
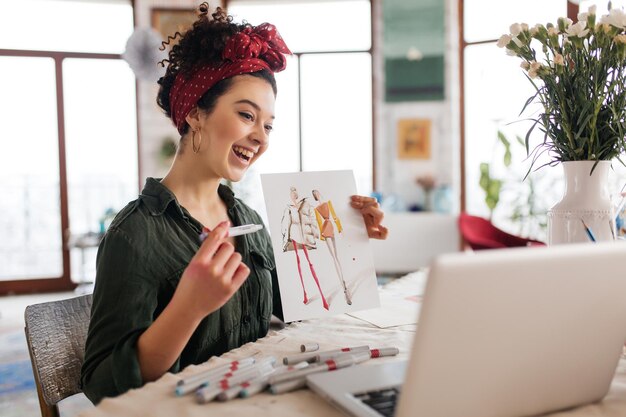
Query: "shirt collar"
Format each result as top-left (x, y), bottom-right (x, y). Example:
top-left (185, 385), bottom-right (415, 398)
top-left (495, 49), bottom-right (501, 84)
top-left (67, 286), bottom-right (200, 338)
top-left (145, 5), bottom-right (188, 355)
top-left (139, 177), bottom-right (238, 216)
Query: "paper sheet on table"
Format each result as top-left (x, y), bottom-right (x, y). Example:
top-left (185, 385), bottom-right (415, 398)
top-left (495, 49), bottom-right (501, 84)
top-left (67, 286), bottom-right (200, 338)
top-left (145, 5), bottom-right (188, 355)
top-left (347, 270), bottom-right (427, 328)
top-left (346, 292), bottom-right (421, 328)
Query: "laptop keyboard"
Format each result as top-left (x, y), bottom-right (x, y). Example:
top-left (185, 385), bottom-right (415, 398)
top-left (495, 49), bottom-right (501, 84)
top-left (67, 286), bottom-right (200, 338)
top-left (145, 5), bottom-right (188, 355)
top-left (353, 386), bottom-right (401, 417)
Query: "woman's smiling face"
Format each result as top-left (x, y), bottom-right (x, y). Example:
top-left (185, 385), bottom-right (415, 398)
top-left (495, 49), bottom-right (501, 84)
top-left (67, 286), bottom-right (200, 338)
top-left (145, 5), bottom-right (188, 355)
top-left (190, 74), bottom-right (276, 182)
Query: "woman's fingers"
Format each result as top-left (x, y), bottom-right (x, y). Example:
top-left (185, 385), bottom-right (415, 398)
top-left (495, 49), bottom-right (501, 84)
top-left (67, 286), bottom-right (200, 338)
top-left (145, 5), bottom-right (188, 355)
top-left (364, 218), bottom-right (388, 239)
top-left (351, 196), bottom-right (385, 224)
top-left (368, 224), bottom-right (389, 240)
top-left (361, 204), bottom-right (385, 223)
top-left (350, 195), bottom-right (379, 209)
top-left (230, 263), bottom-right (250, 290)
top-left (177, 220), bottom-right (250, 318)
top-left (199, 232), bottom-right (248, 287)
top-left (222, 251), bottom-right (243, 279)
top-left (195, 222), bottom-right (229, 263)
top-left (350, 194), bottom-right (388, 240)
top-left (210, 241), bottom-right (236, 273)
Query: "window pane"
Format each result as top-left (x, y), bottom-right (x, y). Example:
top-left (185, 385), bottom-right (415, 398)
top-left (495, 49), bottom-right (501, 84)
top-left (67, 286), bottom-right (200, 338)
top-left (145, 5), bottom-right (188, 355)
top-left (253, 55), bottom-right (300, 175)
top-left (300, 53), bottom-right (373, 194)
top-left (464, 1), bottom-right (566, 43)
top-left (227, 0), bottom-right (371, 52)
top-left (63, 59), bottom-right (138, 281)
top-left (0, 57), bottom-right (63, 280)
top-left (0, 0), bottom-right (133, 53)
top-left (464, 43), bottom-right (560, 239)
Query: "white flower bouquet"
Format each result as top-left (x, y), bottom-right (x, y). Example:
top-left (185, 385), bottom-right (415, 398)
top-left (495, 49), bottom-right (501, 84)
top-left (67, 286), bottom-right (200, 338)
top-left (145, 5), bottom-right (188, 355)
top-left (498, 4), bottom-right (626, 172)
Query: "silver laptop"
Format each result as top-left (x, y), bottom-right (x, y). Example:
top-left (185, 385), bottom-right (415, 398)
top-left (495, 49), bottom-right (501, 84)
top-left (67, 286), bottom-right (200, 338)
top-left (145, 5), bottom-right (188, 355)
top-left (307, 242), bottom-right (626, 417)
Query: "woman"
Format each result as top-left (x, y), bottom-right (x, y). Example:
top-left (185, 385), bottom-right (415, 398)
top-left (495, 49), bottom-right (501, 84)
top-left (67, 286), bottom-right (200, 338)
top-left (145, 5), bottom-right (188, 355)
top-left (80, 4), bottom-right (388, 404)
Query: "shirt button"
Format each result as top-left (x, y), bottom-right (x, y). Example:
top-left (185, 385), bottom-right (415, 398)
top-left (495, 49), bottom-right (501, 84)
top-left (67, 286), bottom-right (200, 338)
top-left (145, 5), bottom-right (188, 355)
top-left (243, 315), bottom-right (251, 324)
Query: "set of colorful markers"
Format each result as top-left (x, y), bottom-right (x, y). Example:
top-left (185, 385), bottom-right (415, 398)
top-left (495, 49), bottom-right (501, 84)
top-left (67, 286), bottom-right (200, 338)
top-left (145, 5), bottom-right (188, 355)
top-left (174, 344), bottom-right (399, 403)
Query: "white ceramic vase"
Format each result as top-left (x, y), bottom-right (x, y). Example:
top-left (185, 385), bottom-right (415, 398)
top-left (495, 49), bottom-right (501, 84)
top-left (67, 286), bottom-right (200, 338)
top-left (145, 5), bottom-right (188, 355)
top-left (547, 160), bottom-right (615, 245)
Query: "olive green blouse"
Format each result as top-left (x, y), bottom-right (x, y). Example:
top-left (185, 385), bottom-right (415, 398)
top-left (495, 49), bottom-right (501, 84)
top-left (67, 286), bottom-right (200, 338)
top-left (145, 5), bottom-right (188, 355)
top-left (80, 178), bottom-right (283, 404)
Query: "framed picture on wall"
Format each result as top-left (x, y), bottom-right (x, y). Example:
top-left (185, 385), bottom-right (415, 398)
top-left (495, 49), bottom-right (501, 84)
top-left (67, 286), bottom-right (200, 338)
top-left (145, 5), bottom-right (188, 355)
top-left (397, 118), bottom-right (431, 160)
top-left (151, 8), bottom-right (197, 47)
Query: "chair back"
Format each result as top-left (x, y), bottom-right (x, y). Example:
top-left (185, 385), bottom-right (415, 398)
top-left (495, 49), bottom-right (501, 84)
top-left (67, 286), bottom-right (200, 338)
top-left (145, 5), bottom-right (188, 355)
top-left (24, 294), bottom-right (93, 417)
top-left (458, 212), bottom-right (545, 250)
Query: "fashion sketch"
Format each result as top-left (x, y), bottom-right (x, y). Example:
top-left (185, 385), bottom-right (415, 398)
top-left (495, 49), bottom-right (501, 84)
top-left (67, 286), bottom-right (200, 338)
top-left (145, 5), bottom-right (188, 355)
top-left (261, 170), bottom-right (381, 322)
top-left (281, 186), bottom-right (329, 310)
top-left (312, 189), bottom-right (352, 305)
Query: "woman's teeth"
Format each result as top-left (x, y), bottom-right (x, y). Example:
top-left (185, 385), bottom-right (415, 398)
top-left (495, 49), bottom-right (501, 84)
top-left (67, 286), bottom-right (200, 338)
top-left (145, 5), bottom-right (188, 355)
top-left (233, 146), bottom-right (253, 161)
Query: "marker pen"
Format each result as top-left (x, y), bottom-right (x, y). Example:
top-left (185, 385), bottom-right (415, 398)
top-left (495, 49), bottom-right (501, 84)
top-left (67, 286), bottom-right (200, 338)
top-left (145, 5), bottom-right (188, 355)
top-left (282, 345), bottom-right (370, 365)
top-left (176, 357), bottom-right (257, 396)
top-left (177, 357), bottom-right (255, 387)
top-left (269, 378), bottom-right (307, 395)
top-left (315, 347), bottom-right (399, 362)
top-left (199, 224), bottom-right (264, 242)
top-left (300, 343), bottom-right (320, 353)
top-left (231, 362), bottom-right (310, 400)
top-left (269, 355), bottom-right (358, 385)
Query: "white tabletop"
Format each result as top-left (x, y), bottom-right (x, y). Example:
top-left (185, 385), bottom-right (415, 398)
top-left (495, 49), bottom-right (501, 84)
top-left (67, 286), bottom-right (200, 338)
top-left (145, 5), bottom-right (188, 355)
top-left (78, 272), bottom-right (626, 417)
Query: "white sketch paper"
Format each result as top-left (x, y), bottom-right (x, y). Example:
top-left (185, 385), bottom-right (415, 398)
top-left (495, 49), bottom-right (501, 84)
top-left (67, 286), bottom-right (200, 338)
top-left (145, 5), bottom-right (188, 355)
top-left (261, 170), bottom-right (380, 322)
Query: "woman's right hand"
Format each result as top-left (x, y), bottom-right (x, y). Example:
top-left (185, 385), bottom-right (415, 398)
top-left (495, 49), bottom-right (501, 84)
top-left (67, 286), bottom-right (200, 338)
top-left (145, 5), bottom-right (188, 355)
top-left (172, 221), bottom-right (250, 321)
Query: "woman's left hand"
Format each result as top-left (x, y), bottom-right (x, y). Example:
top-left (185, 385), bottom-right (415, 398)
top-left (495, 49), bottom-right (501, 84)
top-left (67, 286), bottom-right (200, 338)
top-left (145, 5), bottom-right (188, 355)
top-left (350, 195), bottom-right (388, 240)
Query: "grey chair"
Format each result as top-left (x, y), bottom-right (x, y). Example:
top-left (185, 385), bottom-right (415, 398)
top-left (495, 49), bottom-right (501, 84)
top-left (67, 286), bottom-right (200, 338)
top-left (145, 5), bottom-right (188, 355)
top-left (24, 294), bottom-right (93, 417)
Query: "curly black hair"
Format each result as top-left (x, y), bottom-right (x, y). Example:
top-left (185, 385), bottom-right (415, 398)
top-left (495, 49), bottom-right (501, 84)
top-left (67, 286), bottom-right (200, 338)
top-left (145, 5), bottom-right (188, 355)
top-left (156, 3), bottom-right (277, 136)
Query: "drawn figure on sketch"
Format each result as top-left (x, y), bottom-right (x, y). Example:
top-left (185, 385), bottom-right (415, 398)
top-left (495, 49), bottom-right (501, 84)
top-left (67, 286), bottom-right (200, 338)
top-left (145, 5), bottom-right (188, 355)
top-left (312, 189), bottom-right (352, 305)
top-left (281, 186), bottom-right (329, 310)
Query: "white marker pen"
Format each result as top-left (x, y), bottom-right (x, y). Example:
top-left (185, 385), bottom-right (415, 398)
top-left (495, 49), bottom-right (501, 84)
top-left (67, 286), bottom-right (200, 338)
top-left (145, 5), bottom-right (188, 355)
top-left (199, 224), bottom-right (263, 242)
top-left (228, 224), bottom-right (264, 237)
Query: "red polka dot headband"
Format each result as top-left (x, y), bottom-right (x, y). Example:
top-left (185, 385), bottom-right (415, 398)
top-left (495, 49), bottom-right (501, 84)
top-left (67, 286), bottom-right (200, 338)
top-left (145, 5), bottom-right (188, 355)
top-left (169, 22), bottom-right (292, 135)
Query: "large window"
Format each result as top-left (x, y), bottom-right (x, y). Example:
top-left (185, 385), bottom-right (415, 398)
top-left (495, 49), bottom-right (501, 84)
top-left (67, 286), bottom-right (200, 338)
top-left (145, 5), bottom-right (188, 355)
top-left (462, 0), bottom-right (626, 240)
top-left (0, 0), bottom-right (137, 293)
top-left (225, 0), bottom-right (373, 222)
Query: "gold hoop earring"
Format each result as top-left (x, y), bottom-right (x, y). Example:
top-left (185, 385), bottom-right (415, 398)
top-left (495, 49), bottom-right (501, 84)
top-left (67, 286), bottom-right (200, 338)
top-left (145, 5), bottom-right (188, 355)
top-left (192, 129), bottom-right (202, 154)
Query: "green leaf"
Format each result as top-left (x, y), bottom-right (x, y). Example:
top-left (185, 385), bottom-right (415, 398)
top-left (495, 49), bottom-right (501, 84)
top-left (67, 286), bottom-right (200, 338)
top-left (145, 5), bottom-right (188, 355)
top-left (504, 149), bottom-right (512, 167)
top-left (485, 180), bottom-right (502, 210)
top-left (497, 131), bottom-right (513, 167)
top-left (479, 163), bottom-right (490, 191)
top-left (488, 180), bottom-right (502, 195)
top-left (497, 131), bottom-right (510, 147)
